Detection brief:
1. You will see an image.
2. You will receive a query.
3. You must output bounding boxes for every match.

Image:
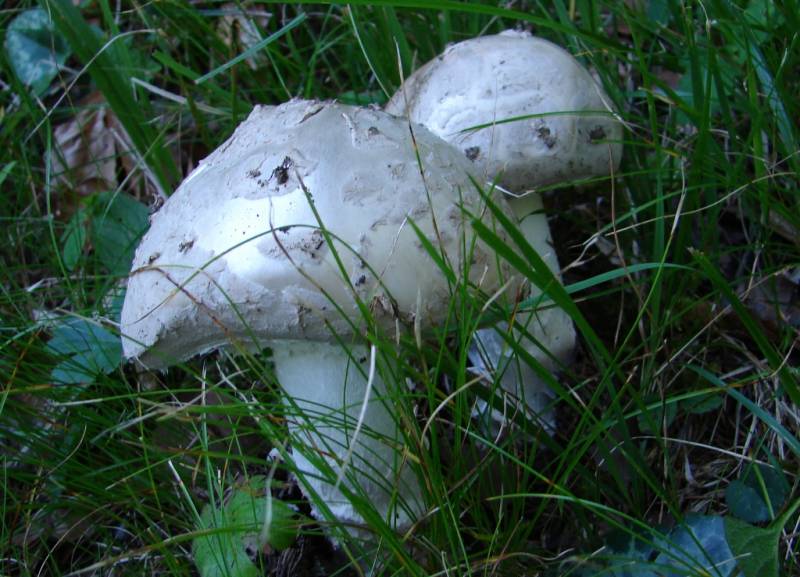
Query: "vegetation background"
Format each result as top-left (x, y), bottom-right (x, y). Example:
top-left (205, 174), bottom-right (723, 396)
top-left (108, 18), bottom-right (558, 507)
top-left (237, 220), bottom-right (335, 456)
top-left (1, 0), bottom-right (798, 575)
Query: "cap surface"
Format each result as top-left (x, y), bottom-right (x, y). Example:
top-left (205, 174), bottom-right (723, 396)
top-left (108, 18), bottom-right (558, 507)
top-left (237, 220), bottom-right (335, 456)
top-left (386, 31), bottom-right (623, 192)
top-left (121, 100), bottom-right (520, 368)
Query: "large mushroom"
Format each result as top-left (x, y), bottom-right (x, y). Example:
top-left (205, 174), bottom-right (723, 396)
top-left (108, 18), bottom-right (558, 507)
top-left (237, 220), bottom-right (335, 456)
top-left (386, 31), bottom-right (623, 429)
top-left (120, 100), bottom-right (523, 532)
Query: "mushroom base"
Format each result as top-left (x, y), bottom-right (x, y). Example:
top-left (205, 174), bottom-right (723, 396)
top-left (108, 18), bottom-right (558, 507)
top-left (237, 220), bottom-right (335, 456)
top-left (271, 339), bottom-right (423, 536)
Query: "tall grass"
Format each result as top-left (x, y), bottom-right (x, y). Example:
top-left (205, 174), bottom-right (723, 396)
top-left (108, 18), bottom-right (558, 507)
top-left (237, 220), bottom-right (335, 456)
top-left (1, 1), bottom-right (798, 575)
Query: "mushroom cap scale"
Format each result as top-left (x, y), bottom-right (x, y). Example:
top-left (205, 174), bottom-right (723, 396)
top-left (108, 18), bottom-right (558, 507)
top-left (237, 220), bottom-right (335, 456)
top-left (385, 30), bottom-right (623, 192)
top-left (121, 100), bottom-right (521, 368)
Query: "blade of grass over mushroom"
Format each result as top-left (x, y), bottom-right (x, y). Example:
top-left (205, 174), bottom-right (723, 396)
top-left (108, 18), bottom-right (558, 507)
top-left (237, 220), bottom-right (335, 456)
top-left (468, 186), bottom-right (611, 368)
top-left (471, 185), bottom-right (683, 514)
top-left (40, 0), bottom-right (179, 193)
top-left (453, 108), bottom-right (623, 134)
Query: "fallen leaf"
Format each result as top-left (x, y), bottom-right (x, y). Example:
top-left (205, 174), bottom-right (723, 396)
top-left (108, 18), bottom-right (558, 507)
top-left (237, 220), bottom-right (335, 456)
top-left (49, 92), bottom-right (120, 198)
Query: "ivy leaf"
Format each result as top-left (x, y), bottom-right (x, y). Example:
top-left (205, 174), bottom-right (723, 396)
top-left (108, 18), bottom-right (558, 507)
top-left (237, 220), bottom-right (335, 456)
top-left (727, 480), bottom-right (770, 524)
top-left (727, 463), bottom-right (790, 523)
top-left (647, 0), bottom-right (672, 27)
top-left (61, 208), bottom-right (88, 271)
top-left (743, 463), bottom-right (790, 516)
top-left (724, 517), bottom-right (780, 577)
top-left (193, 476), bottom-right (299, 577)
top-left (602, 528), bottom-right (660, 577)
top-left (4, 8), bottom-right (71, 95)
top-left (654, 515), bottom-right (737, 577)
top-left (89, 192), bottom-right (149, 276)
top-left (743, 0), bottom-right (785, 45)
top-left (47, 317), bottom-right (121, 384)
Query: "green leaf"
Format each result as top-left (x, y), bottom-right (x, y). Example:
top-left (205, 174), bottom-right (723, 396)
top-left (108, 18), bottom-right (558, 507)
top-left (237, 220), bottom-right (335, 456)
top-left (724, 517), bottom-right (780, 577)
top-left (750, 464), bottom-right (790, 515)
top-left (728, 463), bottom-right (790, 523)
top-left (193, 477), bottom-right (299, 577)
top-left (726, 480), bottom-right (770, 524)
top-left (4, 8), bottom-right (70, 95)
top-left (61, 208), bottom-right (87, 271)
top-left (0, 162), bottom-right (16, 187)
top-left (89, 192), bottom-right (149, 276)
top-left (647, 0), bottom-right (672, 26)
top-left (636, 399), bottom-right (677, 435)
top-left (602, 528), bottom-right (660, 577)
top-left (681, 393), bottom-right (723, 415)
top-left (654, 515), bottom-right (736, 577)
top-left (744, 0), bottom-right (785, 44)
top-left (47, 317), bottom-right (121, 384)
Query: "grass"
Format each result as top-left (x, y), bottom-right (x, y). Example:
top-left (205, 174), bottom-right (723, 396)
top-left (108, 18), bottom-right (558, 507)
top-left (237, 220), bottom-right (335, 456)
top-left (2, 0), bottom-right (799, 575)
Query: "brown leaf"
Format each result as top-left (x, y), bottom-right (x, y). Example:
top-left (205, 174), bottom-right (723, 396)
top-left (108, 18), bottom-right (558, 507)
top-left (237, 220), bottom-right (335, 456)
top-left (49, 92), bottom-right (119, 197)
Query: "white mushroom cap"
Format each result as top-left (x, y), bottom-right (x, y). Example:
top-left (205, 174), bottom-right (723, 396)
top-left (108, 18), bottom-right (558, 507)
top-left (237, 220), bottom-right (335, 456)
top-left (385, 30), bottom-right (623, 192)
top-left (120, 100), bottom-right (521, 368)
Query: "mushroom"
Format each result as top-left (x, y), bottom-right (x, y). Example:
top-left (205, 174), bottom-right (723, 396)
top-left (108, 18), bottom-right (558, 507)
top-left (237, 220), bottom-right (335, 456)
top-left (120, 100), bottom-right (523, 532)
top-left (386, 31), bottom-right (623, 430)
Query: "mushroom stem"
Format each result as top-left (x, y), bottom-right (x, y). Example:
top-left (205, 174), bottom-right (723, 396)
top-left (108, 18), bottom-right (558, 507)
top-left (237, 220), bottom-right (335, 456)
top-left (271, 339), bottom-right (422, 531)
top-left (470, 192), bottom-right (575, 433)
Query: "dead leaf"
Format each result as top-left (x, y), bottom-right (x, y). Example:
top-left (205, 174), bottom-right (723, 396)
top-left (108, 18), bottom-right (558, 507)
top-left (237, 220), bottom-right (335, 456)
top-left (49, 92), bottom-right (119, 197)
top-left (47, 92), bottom-right (161, 220)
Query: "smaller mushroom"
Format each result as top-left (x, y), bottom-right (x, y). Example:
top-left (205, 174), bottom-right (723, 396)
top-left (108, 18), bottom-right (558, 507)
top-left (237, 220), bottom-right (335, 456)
top-left (387, 31), bottom-right (623, 429)
top-left (385, 30), bottom-right (622, 194)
